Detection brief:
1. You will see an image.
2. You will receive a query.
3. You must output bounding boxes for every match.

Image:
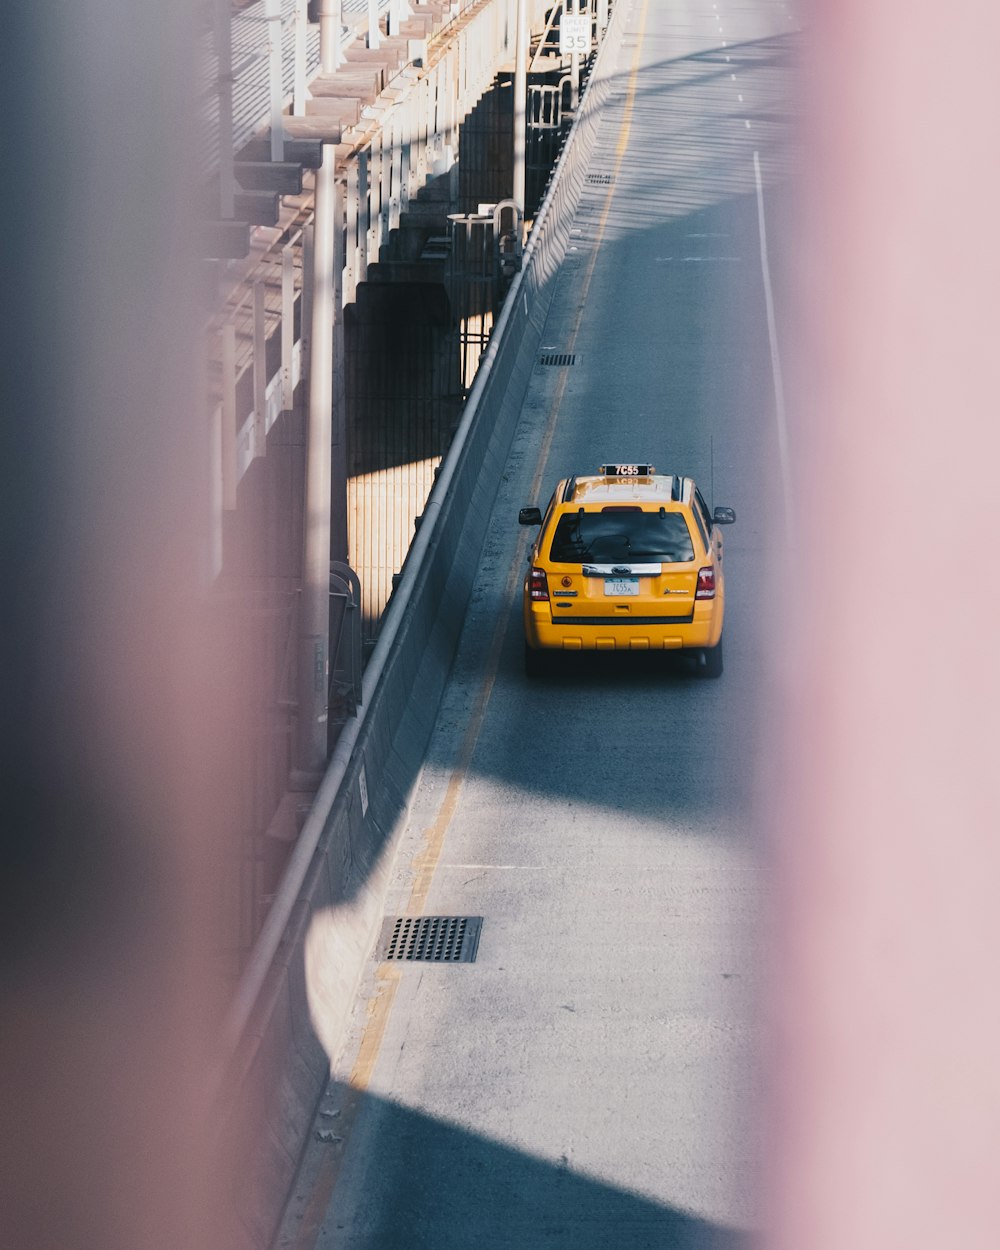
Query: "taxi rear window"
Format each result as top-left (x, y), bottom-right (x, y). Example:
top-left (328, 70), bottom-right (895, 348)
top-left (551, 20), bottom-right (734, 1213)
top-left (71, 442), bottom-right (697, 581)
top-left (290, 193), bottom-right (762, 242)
top-left (548, 509), bottom-right (695, 564)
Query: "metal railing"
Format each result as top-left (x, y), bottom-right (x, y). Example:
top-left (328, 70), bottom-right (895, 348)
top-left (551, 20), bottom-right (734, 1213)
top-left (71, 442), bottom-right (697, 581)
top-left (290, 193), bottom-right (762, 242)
top-left (329, 560), bottom-right (363, 725)
top-left (199, 0), bottom-right (492, 194)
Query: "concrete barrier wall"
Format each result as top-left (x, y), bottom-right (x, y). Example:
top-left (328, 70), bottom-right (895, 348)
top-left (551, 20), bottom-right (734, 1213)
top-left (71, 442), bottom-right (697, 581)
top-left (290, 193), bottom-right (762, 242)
top-left (219, 4), bottom-right (634, 1244)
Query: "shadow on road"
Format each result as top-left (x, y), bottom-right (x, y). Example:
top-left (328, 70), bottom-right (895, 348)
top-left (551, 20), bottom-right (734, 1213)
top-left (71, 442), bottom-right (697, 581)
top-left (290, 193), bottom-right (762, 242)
top-left (281, 1084), bottom-right (749, 1250)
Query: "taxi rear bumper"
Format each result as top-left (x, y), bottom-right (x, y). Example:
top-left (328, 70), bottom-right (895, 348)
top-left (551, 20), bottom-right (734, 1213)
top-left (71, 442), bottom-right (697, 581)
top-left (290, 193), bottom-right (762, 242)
top-left (524, 600), bottom-right (723, 651)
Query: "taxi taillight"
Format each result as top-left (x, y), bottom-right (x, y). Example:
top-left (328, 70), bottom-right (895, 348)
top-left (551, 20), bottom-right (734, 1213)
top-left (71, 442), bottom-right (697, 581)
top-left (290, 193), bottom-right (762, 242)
top-left (529, 567), bottom-right (550, 601)
top-left (695, 567), bottom-right (716, 599)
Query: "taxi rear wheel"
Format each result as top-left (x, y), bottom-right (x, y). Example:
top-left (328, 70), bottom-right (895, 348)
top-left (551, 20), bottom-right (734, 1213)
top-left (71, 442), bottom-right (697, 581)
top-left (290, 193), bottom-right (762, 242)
top-left (700, 637), bottom-right (724, 679)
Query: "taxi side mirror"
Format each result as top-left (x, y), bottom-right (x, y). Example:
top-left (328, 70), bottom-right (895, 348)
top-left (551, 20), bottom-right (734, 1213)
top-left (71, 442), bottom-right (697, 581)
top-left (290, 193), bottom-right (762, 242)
top-left (519, 507), bottom-right (542, 526)
top-left (713, 506), bottom-right (736, 525)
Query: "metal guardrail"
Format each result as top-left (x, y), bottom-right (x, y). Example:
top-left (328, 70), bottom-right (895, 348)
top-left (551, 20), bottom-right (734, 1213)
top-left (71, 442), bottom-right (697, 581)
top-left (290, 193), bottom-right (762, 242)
top-left (200, 0), bottom-right (394, 182)
top-left (329, 560), bottom-right (363, 724)
top-left (446, 198), bottom-right (524, 394)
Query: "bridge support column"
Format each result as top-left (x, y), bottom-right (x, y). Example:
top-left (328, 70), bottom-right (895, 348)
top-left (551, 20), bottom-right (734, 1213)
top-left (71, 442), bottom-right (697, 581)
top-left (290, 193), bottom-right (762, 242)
top-left (298, 146), bottom-right (335, 774)
top-left (513, 0), bottom-right (527, 215)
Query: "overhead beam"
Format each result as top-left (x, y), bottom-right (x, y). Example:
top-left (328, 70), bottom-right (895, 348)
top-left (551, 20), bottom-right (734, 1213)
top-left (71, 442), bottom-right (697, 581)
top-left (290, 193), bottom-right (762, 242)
top-left (235, 161), bottom-right (305, 195)
top-left (234, 191), bottom-right (281, 226)
top-left (237, 138), bottom-right (326, 168)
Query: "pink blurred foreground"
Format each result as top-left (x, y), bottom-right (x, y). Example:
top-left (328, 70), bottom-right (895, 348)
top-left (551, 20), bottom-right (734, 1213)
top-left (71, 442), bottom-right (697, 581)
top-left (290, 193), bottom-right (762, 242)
top-left (767, 2), bottom-right (1000, 1248)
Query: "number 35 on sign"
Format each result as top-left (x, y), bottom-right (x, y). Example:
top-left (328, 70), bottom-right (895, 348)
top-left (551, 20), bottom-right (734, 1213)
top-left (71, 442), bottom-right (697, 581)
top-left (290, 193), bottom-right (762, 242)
top-left (560, 14), bottom-right (590, 55)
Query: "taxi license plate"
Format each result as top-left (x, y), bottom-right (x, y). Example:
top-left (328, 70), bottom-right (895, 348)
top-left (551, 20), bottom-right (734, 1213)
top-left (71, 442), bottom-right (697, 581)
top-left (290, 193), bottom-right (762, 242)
top-left (604, 577), bottom-right (639, 597)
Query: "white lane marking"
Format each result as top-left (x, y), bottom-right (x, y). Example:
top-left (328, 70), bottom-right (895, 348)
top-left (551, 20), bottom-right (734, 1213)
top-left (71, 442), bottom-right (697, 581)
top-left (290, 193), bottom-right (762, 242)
top-left (753, 149), bottom-right (795, 542)
top-left (443, 864), bottom-right (552, 871)
top-left (745, 119), bottom-right (752, 129)
top-left (738, 93), bottom-right (744, 102)
top-left (654, 256), bottom-right (744, 264)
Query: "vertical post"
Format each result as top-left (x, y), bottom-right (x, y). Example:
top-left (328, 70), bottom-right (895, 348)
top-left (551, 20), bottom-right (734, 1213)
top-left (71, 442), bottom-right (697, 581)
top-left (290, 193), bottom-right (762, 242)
top-left (299, 153), bottom-right (335, 773)
top-left (358, 151), bottom-right (370, 284)
top-left (302, 224), bottom-right (315, 367)
top-left (446, 49), bottom-right (458, 170)
top-left (571, 0), bottom-right (580, 111)
top-left (367, 0), bottom-right (380, 49)
top-left (214, 0), bottom-right (235, 218)
top-left (400, 103), bottom-right (412, 209)
top-left (390, 112), bottom-right (403, 230)
top-left (294, 0), bottom-right (308, 115)
top-left (415, 83), bottom-right (427, 185)
top-left (379, 124), bottom-right (391, 247)
top-left (221, 323), bottom-right (238, 510)
top-left (209, 398), bottom-right (224, 582)
top-left (332, 157), bottom-right (348, 566)
top-left (513, 0), bottom-right (527, 217)
top-left (429, 68), bottom-right (441, 172)
top-left (298, 5), bottom-right (340, 774)
top-left (266, 0), bottom-right (285, 161)
top-left (253, 281), bottom-right (268, 457)
top-left (345, 161), bottom-right (359, 306)
top-left (281, 245), bottom-right (295, 410)
top-left (368, 140), bottom-right (382, 259)
top-left (317, 0), bottom-right (339, 73)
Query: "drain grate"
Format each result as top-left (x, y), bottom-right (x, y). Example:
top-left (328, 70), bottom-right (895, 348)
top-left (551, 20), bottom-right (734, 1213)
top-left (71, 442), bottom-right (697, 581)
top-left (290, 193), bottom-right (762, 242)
top-left (379, 915), bottom-right (483, 963)
top-left (586, 173), bottom-right (613, 186)
top-left (539, 353), bottom-right (577, 367)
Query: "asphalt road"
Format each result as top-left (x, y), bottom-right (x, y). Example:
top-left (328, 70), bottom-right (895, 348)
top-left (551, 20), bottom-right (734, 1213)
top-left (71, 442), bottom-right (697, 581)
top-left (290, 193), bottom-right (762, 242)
top-left (280, 1), bottom-right (800, 1245)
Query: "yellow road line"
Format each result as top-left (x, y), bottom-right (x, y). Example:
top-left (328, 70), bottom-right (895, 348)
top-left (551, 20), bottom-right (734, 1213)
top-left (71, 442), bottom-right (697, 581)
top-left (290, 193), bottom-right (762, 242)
top-left (290, 6), bottom-right (649, 1243)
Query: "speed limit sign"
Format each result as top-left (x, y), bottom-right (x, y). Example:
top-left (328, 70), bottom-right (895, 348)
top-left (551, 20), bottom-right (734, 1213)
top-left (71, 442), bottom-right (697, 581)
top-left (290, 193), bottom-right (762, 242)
top-left (559, 14), bottom-right (590, 56)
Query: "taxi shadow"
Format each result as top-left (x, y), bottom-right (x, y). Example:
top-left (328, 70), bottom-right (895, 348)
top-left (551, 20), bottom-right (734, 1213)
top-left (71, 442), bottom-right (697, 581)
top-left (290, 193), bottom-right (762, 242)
top-left (307, 1085), bottom-right (750, 1250)
top-left (428, 603), bottom-right (763, 827)
top-left (524, 647), bottom-right (712, 687)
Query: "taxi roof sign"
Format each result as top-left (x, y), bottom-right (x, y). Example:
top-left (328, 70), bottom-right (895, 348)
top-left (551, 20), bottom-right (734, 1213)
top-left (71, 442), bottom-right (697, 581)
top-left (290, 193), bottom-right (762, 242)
top-left (599, 463), bottom-right (655, 477)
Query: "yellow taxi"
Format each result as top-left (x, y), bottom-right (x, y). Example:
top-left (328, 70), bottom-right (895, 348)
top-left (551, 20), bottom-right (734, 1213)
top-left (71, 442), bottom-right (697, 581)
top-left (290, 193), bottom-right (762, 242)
top-left (519, 464), bottom-right (735, 677)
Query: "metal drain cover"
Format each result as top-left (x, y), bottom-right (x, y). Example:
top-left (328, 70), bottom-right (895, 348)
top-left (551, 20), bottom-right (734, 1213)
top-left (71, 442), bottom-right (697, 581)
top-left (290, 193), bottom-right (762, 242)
top-left (379, 915), bottom-right (483, 963)
top-left (539, 353), bottom-right (577, 366)
top-left (586, 173), bottom-right (613, 185)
